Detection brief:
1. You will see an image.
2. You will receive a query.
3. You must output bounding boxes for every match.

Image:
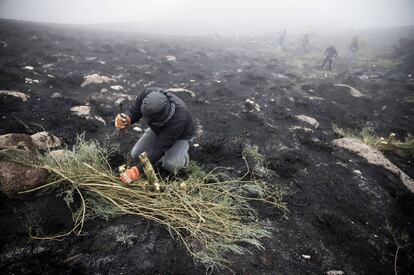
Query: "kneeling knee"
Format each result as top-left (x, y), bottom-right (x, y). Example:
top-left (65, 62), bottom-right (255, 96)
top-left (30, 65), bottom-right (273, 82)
top-left (162, 155), bottom-right (189, 173)
top-left (162, 160), bottom-right (182, 173)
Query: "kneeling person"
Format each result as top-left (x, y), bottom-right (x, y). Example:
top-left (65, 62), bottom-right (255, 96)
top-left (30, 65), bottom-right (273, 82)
top-left (115, 87), bottom-right (194, 184)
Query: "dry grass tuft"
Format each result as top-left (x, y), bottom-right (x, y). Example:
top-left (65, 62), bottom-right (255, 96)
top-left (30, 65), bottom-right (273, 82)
top-left (404, 96), bottom-right (414, 104)
top-left (332, 124), bottom-right (414, 157)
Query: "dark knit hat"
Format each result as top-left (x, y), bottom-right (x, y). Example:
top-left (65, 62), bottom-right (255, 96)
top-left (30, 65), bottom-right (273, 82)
top-left (141, 89), bottom-right (171, 122)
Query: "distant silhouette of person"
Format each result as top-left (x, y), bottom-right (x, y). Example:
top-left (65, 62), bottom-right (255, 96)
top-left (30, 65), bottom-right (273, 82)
top-left (277, 30), bottom-right (287, 48)
top-left (301, 34), bottom-right (310, 53)
top-left (321, 46), bottom-right (338, 71)
top-left (350, 36), bottom-right (359, 56)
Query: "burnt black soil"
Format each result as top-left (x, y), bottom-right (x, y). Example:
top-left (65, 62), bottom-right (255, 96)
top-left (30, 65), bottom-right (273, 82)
top-left (0, 19), bottom-right (413, 274)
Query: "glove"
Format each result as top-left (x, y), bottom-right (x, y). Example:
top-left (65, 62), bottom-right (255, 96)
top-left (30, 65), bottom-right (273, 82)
top-left (115, 113), bottom-right (131, 129)
top-left (120, 166), bottom-right (140, 185)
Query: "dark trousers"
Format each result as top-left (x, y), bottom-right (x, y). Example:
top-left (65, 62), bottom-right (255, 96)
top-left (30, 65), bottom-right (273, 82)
top-left (321, 58), bottom-right (333, 71)
top-left (131, 129), bottom-right (190, 174)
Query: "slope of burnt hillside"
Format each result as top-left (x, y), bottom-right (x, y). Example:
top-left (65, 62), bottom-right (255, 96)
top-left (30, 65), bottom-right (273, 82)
top-left (1, 20), bottom-right (413, 274)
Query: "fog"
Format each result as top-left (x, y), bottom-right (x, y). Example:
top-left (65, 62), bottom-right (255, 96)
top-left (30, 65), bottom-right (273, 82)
top-left (1, 0), bottom-right (413, 35)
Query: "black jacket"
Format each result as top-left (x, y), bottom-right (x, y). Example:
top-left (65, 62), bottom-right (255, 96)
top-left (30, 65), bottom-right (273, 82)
top-left (126, 89), bottom-right (194, 166)
top-left (324, 46), bottom-right (338, 59)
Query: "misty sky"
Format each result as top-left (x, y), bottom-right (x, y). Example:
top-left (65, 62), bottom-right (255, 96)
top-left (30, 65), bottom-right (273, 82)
top-left (1, 0), bottom-right (413, 35)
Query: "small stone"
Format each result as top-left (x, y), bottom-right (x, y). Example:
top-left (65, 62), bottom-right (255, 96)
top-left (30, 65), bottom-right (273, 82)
top-left (302, 255), bottom-right (311, 259)
top-left (133, 127), bottom-right (143, 133)
top-left (290, 126), bottom-right (313, 133)
top-left (275, 73), bottom-right (288, 79)
top-left (52, 92), bottom-right (62, 98)
top-left (0, 90), bottom-right (29, 101)
top-left (23, 66), bottom-right (34, 70)
top-left (244, 98), bottom-right (261, 112)
top-left (326, 271), bottom-right (345, 275)
top-left (295, 115), bottom-right (319, 128)
top-left (31, 131), bottom-right (61, 150)
top-left (167, 87), bottom-right (196, 97)
top-left (0, 133), bottom-right (35, 151)
top-left (165, 55), bottom-right (177, 62)
top-left (115, 98), bottom-right (126, 106)
top-left (93, 116), bottom-right (106, 125)
top-left (71, 105), bottom-right (91, 116)
top-left (110, 85), bottom-right (124, 91)
top-left (81, 74), bottom-right (115, 87)
top-left (335, 83), bottom-right (364, 97)
top-left (70, 106), bottom-right (106, 125)
top-left (0, 159), bottom-right (47, 198)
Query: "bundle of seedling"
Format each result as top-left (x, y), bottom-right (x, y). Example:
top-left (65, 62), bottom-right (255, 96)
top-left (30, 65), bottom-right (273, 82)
top-left (14, 136), bottom-right (286, 270)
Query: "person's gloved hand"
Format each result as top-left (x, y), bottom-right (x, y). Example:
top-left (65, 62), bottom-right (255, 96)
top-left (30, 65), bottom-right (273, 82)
top-left (120, 166), bottom-right (140, 185)
top-left (115, 113), bottom-right (131, 129)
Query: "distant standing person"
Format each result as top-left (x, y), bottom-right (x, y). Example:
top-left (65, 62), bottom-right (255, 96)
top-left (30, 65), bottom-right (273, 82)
top-left (115, 87), bottom-right (195, 184)
top-left (277, 30), bottom-right (287, 49)
top-left (321, 45), bottom-right (338, 71)
top-left (349, 36), bottom-right (359, 56)
top-left (301, 33), bottom-right (310, 53)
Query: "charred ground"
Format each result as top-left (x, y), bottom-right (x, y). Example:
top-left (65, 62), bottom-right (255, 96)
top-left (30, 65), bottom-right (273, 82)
top-left (0, 20), bottom-right (413, 274)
